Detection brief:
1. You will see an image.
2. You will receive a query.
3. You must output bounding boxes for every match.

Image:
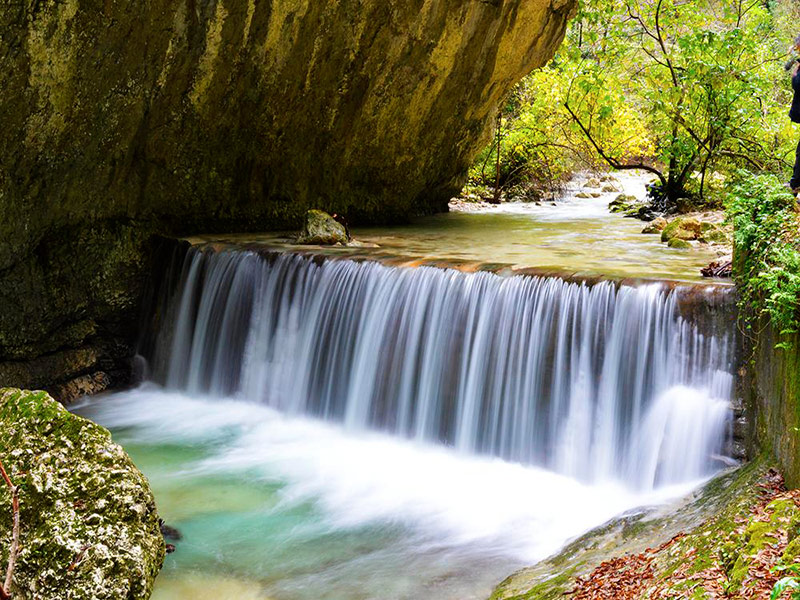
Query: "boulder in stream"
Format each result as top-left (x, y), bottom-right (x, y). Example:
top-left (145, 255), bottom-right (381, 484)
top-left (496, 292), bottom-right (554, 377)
top-left (661, 217), bottom-right (727, 245)
top-left (608, 194), bottom-right (639, 213)
top-left (295, 210), bottom-right (351, 245)
top-left (641, 217), bottom-right (668, 234)
top-left (584, 178), bottom-right (602, 189)
top-left (661, 217), bottom-right (703, 242)
top-left (668, 238), bottom-right (692, 249)
top-left (0, 388), bottom-right (164, 599)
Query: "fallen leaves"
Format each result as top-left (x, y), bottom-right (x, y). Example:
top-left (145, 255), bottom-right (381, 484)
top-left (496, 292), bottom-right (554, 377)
top-left (568, 469), bottom-right (800, 600)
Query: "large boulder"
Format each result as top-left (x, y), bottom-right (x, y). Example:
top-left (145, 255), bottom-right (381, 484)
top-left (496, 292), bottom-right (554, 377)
top-left (295, 210), bottom-right (350, 245)
top-left (661, 217), bottom-right (701, 242)
top-left (608, 194), bottom-right (639, 213)
top-left (0, 388), bottom-right (164, 599)
top-left (661, 217), bottom-right (728, 244)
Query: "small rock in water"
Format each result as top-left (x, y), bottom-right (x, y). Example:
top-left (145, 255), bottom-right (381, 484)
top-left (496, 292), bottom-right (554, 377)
top-left (159, 519), bottom-right (183, 541)
top-left (642, 217), bottom-right (668, 234)
top-left (668, 238), bottom-right (692, 249)
top-left (575, 192), bottom-right (592, 199)
top-left (601, 184), bottom-right (621, 193)
top-left (295, 209), bottom-right (350, 245)
top-left (165, 544), bottom-right (176, 554)
top-left (583, 177), bottom-right (602, 189)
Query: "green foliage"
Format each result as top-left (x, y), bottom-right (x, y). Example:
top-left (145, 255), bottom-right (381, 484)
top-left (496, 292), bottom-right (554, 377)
top-left (772, 565), bottom-right (800, 599)
top-left (470, 0), bottom-right (799, 205)
top-left (727, 172), bottom-right (800, 343)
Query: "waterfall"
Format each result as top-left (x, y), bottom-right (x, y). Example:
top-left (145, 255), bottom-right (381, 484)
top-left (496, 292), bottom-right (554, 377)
top-left (148, 248), bottom-right (734, 489)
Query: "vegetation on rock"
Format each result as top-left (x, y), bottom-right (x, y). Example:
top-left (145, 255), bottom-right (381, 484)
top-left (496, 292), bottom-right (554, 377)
top-left (491, 460), bottom-right (800, 600)
top-left (729, 173), bottom-right (800, 344)
top-left (0, 388), bottom-right (164, 599)
top-left (295, 210), bottom-right (351, 246)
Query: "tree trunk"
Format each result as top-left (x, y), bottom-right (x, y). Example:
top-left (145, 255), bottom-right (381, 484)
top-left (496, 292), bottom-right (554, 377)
top-left (492, 111), bottom-right (502, 204)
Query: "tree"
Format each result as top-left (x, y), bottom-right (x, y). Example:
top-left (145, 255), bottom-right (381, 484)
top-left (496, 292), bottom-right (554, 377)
top-left (564, 0), bottom-right (790, 204)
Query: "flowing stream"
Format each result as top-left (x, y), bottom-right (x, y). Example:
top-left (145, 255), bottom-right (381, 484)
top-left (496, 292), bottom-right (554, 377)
top-left (77, 233), bottom-right (735, 599)
top-left (191, 172), bottom-right (726, 282)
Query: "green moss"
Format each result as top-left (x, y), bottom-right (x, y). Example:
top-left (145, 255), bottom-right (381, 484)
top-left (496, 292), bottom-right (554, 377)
top-left (491, 459), bottom-right (775, 600)
top-left (609, 194), bottom-right (638, 212)
top-left (295, 210), bottom-right (350, 245)
top-left (701, 228), bottom-right (728, 243)
top-left (661, 217), bottom-right (704, 242)
top-left (0, 388), bottom-right (164, 599)
top-left (668, 238), bottom-right (691, 249)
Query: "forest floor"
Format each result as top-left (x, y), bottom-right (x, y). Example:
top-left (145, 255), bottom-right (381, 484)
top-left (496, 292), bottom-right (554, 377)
top-left (491, 459), bottom-right (800, 600)
top-left (569, 467), bottom-right (798, 599)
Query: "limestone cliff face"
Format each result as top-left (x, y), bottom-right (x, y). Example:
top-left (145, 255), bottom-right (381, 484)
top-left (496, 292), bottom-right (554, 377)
top-left (0, 0), bottom-right (574, 388)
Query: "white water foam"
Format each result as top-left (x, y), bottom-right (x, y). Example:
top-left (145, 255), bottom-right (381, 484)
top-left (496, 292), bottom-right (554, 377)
top-left (82, 386), bottom-right (707, 565)
top-left (151, 250), bottom-right (734, 489)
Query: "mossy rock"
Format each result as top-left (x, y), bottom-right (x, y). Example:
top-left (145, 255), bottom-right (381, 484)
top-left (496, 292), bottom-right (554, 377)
top-left (699, 227), bottom-right (729, 244)
top-left (661, 217), bottom-right (702, 242)
top-left (0, 388), bottom-right (164, 599)
top-left (490, 460), bottom-right (775, 600)
top-left (668, 238), bottom-right (692, 249)
top-left (609, 194), bottom-right (638, 213)
top-left (491, 460), bottom-right (798, 600)
top-left (295, 210), bottom-right (350, 245)
top-left (623, 204), bottom-right (652, 220)
top-left (642, 217), bottom-right (667, 234)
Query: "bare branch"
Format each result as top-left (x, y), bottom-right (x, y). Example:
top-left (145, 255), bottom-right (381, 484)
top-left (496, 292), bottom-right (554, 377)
top-left (4, 488), bottom-right (18, 597)
top-left (0, 460), bottom-right (19, 600)
top-left (563, 103), bottom-right (667, 187)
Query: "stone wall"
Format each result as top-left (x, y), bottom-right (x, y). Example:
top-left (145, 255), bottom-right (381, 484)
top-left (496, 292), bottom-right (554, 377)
top-left (742, 320), bottom-right (800, 487)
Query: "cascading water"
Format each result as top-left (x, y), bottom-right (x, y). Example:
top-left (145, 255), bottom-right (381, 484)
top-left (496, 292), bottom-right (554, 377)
top-left (149, 248), bottom-right (733, 490)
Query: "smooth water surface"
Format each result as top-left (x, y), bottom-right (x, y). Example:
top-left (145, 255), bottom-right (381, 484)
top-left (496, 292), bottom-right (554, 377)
top-left (189, 173), bottom-right (726, 282)
top-left (75, 390), bottom-right (703, 600)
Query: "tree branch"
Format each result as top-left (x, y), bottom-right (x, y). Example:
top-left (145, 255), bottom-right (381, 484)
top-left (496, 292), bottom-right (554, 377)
top-left (0, 460), bottom-right (19, 600)
top-left (563, 103), bottom-right (667, 187)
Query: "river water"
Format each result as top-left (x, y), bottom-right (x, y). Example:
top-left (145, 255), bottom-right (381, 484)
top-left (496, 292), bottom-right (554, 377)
top-left (190, 172), bottom-right (726, 283)
top-left (75, 175), bottom-right (734, 599)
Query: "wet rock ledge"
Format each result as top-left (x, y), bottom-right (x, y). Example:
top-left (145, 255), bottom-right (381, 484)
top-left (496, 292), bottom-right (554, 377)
top-left (490, 459), bottom-right (798, 600)
top-left (0, 388), bottom-right (164, 599)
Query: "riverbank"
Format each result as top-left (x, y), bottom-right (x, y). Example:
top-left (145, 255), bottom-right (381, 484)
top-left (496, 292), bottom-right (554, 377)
top-left (491, 459), bottom-right (799, 600)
